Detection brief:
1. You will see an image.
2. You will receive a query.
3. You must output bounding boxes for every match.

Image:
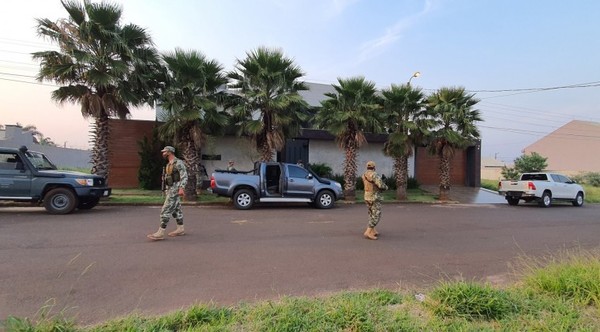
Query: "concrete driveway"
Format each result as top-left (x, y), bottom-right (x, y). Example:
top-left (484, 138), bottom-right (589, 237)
top-left (420, 185), bottom-right (507, 204)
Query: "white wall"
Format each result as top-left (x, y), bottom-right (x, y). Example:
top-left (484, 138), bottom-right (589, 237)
top-left (200, 136), bottom-right (260, 175)
top-left (198, 135), bottom-right (415, 179)
top-left (308, 140), bottom-right (414, 177)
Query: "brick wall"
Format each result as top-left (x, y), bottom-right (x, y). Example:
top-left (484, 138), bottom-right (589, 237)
top-left (107, 119), bottom-right (157, 188)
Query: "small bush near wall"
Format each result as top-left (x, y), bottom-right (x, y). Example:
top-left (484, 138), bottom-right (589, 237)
top-left (138, 134), bottom-right (165, 190)
top-left (308, 162), bottom-right (333, 177)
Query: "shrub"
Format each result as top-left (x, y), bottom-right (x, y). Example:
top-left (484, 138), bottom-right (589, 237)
top-left (571, 172), bottom-right (600, 187)
top-left (308, 162), bottom-right (333, 177)
top-left (137, 130), bottom-right (165, 190)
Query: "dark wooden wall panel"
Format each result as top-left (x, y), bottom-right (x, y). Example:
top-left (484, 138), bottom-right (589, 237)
top-left (107, 119), bottom-right (157, 188)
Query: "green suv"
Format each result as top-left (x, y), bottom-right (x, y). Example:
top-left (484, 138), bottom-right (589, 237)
top-left (0, 146), bottom-right (111, 214)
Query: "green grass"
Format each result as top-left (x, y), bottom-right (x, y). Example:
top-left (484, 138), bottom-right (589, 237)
top-left (353, 188), bottom-right (437, 203)
top-left (106, 189), bottom-right (229, 204)
top-left (5, 250), bottom-right (600, 331)
top-left (105, 188), bottom-right (437, 205)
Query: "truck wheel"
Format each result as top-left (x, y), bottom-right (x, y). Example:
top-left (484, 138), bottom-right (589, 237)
top-left (315, 190), bottom-right (334, 209)
top-left (44, 188), bottom-right (78, 214)
top-left (538, 191), bottom-right (552, 208)
top-left (78, 197), bottom-right (100, 210)
top-left (572, 192), bottom-right (584, 207)
top-left (233, 189), bottom-right (254, 210)
top-left (506, 197), bottom-right (519, 206)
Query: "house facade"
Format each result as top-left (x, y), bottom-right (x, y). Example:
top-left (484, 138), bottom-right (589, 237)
top-left (106, 81), bottom-right (481, 189)
top-left (522, 120), bottom-right (600, 175)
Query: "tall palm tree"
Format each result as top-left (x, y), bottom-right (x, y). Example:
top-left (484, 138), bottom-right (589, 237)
top-left (158, 48), bottom-right (229, 201)
top-left (228, 47), bottom-right (309, 162)
top-left (33, 0), bottom-right (160, 178)
top-left (381, 83), bottom-right (428, 200)
top-left (315, 76), bottom-right (383, 201)
top-left (426, 87), bottom-right (482, 201)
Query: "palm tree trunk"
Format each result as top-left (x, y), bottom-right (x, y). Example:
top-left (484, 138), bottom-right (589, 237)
top-left (343, 142), bottom-right (358, 201)
top-left (394, 156), bottom-right (408, 200)
top-left (439, 155), bottom-right (451, 201)
top-left (90, 113), bottom-right (110, 178)
top-left (182, 141), bottom-right (198, 201)
top-left (259, 144), bottom-right (272, 162)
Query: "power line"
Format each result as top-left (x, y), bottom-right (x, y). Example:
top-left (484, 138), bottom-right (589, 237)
top-left (0, 71), bottom-right (37, 78)
top-left (469, 81), bottom-right (600, 93)
top-left (0, 77), bottom-right (56, 87)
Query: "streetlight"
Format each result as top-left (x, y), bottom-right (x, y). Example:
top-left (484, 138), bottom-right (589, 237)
top-left (407, 71), bottom-right (421, 85)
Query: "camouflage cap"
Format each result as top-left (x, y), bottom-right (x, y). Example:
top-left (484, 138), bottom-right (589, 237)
top-left (161, 146), bottom-right (175, 153)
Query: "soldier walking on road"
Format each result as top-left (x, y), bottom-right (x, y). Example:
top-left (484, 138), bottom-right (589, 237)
top-left (362, 161), bottom-right (388, 240)
top-left (148, 146), bottom-right (188, 241)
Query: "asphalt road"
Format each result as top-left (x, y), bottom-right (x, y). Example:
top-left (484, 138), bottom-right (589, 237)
top-left (1, 202), bottom-right (599, 325)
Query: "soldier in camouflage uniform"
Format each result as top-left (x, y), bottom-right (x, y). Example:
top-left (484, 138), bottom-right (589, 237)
top-left (362, 160), bottom-right (388, 240)
top-left (147, 146), bottom-right (188, 241)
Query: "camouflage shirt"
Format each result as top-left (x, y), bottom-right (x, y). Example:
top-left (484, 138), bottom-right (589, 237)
top-left (165, 158), bottom-right (188, 190)
top-left (362, 170), bottom-right (388, 202)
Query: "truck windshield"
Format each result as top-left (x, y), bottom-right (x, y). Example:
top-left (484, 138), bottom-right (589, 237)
top-left (25, 151), bottom-right (57, 170)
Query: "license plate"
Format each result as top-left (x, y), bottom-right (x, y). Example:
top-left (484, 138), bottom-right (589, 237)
top-left (103, 190), bottom-right (110, 196)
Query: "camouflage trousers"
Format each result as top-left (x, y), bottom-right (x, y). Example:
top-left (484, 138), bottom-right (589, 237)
top-left (365, 199), bottom-right (382, 228)
top-left (160, 185), bottom-right (183, 228)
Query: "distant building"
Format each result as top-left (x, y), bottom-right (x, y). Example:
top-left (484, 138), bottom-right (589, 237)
top-left (481, 157), bottom-right (509, 180)
top-left (0, 124), bottom-right (90, 169)
top-left (523, 120), bottom-right (600, 175)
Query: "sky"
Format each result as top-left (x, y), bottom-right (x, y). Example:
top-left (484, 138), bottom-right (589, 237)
top-left (1, 0), bottom-right (599, 162)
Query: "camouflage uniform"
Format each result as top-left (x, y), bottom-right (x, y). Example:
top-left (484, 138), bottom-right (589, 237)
top-left (160, 157), bottom-right (188, 228)
top-left (362, 169), bottom-right (388, 228)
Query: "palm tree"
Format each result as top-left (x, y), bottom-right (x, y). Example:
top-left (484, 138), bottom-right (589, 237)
top-left (426, 87), bottom-right (482, 201)
top-left (158, 48), bottom-right (229, 201)
top-left (228, 47), bottom-right (309, 162)
top-left (315, 76), bottom-right (383, 201)
top-left (33, 0), bottom-right (160, 178)
top-left (381, 83), bottom-right (429, 200)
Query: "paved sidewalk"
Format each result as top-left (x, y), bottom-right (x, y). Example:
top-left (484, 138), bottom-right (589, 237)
top-left (420, 185), bottom-right (506, 204)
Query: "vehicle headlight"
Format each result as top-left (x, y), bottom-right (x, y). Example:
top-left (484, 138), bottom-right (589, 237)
top-left (75, 178), bottom-right (94, 186)
top-left (334, 182), bottom-right (342, 189)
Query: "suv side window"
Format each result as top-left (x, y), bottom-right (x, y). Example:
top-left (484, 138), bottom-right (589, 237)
top-left (288, 165), bottom-right (310, 179)
top-left (558, 175), bottom-right (571, 183)
top-left (0, 152), bottom-right (21, 170)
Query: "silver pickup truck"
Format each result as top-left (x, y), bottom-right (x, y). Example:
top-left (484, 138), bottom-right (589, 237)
top-left (210, 162), bottom-right (344, 209)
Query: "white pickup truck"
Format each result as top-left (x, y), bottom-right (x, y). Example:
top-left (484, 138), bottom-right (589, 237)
top-left (498, 172), bottom-right (585, 207)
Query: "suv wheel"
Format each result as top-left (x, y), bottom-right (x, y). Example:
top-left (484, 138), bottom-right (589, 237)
top-left (315, 190), bottom-right (334, 209)
top-left (538, 191), bottom-right (552, 208)
top-left (572, 192), bottom-right (584, 207)
top-left (233, 189), bottom-right (254, 210)
top-left (44, 188), bottom-right (78, 214)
